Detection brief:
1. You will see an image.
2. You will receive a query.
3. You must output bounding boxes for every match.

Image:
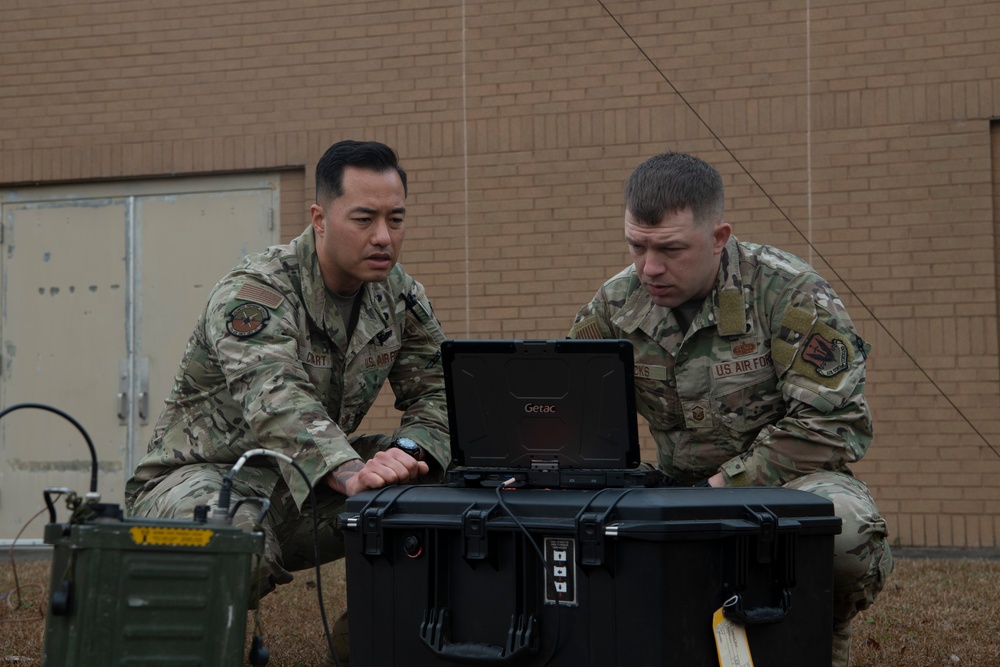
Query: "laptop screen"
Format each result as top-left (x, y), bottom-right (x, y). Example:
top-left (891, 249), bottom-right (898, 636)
top-left (442, 339), bottom-right (641, 470)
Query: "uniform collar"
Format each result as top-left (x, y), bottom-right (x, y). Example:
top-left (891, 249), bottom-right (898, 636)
top-left (612, 235), bottom-right (751, 344)
top-left (294, 227), bottom-right (394, 349)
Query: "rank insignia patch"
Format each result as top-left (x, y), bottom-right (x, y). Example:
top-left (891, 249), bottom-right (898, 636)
top-left (802, 333), bottom-right (848, 377)
top-left (227, 302), bottom-right (270, 338)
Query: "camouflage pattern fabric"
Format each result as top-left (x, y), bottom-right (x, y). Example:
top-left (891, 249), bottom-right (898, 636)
top-left (787, 472), bottom-right (893, 627)
top-left (125, 225), bottom-right (449, 590)
top-left (570, 235), bottom-right (892, 638)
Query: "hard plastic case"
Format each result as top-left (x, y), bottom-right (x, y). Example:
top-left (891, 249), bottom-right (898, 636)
top-left (340, 485), bottom-right (840, 666)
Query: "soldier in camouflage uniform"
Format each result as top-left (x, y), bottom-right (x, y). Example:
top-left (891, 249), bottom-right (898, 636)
top-left (569, 152), bottom-right (892, 667)
top-left (125, 141), bottom-right (449, 662)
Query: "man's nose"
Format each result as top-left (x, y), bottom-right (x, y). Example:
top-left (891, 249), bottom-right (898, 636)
top-left (371, 219), bottom-right (392, 246)
top-left (642, 254), bottom-right (665, 277)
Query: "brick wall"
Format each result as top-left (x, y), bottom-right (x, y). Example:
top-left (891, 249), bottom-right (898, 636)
top-left (2, 0), bottom-right (998, 547)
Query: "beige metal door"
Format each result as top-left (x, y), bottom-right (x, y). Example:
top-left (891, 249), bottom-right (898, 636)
top-left (0, 176), bottom-right (278, 543)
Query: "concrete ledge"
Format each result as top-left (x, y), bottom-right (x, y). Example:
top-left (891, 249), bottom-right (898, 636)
top-left (893, 547), bottom-right (1000, 560)
top-left (4, 545), bottom-right (54, 562)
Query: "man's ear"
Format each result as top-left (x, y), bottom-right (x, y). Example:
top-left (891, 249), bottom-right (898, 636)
top-left (712, 221), bottom-right (732, 253)
top-left (310, 203), bottom-right (326, 237)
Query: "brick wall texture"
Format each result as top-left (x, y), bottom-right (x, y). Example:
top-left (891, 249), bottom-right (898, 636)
top-left (3, 0), bottom-right (999, 548)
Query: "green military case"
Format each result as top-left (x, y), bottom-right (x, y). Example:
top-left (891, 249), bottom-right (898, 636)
top-left (42, 510), bottom-right (263, 666)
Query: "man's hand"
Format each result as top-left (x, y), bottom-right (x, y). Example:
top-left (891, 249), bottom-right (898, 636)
top-left (326, 448), bottom-right (430, 497)
top-left (706, 472), bottom-right (726, 487)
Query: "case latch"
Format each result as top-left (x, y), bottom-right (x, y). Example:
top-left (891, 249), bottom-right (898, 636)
top-left (361, 505), bottom-right (390, 556)
top-left (745, 506), bottom-right (777, 563)
top-left (577, 512), bottom-right (605, 566)
top-left (463, 507), bottom-right (493, 560)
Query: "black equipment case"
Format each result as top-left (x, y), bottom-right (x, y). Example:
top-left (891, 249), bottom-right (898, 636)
top-left (339, 485), bottom-right (841, 666)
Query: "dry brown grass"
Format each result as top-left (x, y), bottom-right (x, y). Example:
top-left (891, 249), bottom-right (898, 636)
top-left (2, 555), bottom-right (999, 666)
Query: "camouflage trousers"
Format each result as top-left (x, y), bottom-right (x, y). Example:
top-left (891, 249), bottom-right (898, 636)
top-left (127, 463), bottom-right (353, 607)
top-left (785, 470), bottom-right (893, 626)
top-left (786, 471), bottom-right (894, 666)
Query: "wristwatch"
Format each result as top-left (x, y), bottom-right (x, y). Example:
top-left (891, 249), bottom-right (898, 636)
top-left (391, 437), bottom-right (424, 461)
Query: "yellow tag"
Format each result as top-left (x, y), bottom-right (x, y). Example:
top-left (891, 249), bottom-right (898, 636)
top-left (713, 607), bottom-right (754, 667)
top-left (129, 526), bottom-right (214, 547)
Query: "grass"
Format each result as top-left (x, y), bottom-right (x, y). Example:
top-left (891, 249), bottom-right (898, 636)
top-left (2, 554), bottom-right (999, 665)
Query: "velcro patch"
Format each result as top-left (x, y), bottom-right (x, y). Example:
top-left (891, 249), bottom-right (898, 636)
top-left (300, 348), bottom-right (333, 368)
top-left (226, 302), bottom-right (270, 338)
top-left (780, 306), bottom-right (815, 336)
top-left (236, 283), bottom-right (284, 309)
top-left (791, 320), bottom-right (854, 388)
top-left (712, 351), bottom-right (773, 380)
top-left (717, 289), bottom-right (745, 336)
top-left (802, 333), bottom-right (848, 377)
top-left (634, 364), bottom-right (668, 381)
top-left (571, 316), bottom-right (603, 340)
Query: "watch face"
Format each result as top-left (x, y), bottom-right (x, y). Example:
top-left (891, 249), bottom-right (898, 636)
top-left (393, 438), bottom-right (421, 459)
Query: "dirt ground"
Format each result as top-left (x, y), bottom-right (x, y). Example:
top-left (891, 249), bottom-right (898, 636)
top-left (2, 551), bottom-right (999, 666)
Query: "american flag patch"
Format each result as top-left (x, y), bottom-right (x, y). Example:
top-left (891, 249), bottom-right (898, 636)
top-left (572, 317), bottom-right (603, 340)
top-left (235, 283), bottom-right (284, 309)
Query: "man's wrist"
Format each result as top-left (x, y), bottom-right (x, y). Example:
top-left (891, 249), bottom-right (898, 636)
top-left (327, 459), bottom-right (364, 494)
top-left (390, 437), bottom-right (424, 461)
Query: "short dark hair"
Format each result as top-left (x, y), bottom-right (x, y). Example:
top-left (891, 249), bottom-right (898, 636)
top-left (623, 152), bottom-right (724, 226)
top-left (315, 140), bottom-right (408, 204)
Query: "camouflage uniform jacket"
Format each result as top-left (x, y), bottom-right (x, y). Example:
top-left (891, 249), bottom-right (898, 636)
top-left (126, 226), bottom-right (449, 510)
top-left (569, 235), bottom-right (873, 487)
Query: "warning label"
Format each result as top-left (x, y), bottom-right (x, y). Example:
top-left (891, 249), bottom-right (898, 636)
top-left (129, 526), bottom-right (214, 547)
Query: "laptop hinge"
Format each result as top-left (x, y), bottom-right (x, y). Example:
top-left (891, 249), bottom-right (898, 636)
top-left (530, 459), bottom-right (560, 471)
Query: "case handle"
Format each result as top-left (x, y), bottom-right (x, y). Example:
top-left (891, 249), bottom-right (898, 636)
top-left (722, 590), bottom-right (791, 626)
top-left (420, 607), bottom-right (537, 663)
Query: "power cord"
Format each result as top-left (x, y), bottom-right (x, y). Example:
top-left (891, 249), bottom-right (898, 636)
top-left (2, 504), bottom-right (50, 625)
top-left (0, 403), bottom-right (98, 496)
top-left (220, 448), bottom-right (338, 667)
top-left (0, 403), bottom-right (98, 626)
top-left (490, 483), bottom-right (639, 665)
top-left (492, 479), bottom-right (561, 667)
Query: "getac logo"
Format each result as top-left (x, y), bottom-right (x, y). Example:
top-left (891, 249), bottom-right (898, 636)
top-left (524, 403), bottom-right (556, 413)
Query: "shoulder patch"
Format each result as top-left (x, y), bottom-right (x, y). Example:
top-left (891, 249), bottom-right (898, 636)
top-left (802, 333), bottom-right (848, 377)
top-left (570, 316), bottom-right (604, 340)
top-left (236, 283), bottom-right (284, 309)
top-left (226, 302), bottom-right (270, 338)
top-left (789, 319), bottom-right (854, 388)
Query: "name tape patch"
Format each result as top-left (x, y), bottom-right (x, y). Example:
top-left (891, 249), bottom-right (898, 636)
top-left (713, 351), bottom-right (773, 379)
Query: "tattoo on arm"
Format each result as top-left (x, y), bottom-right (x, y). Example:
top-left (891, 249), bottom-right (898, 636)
top-left (328, 460), bottom-right (364, 494)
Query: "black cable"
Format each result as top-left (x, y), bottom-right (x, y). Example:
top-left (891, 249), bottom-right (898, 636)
top-left (0, 403), bottom-right (99, 493)
top-left (596, 0), bottom-right (1000, 460)
top-left (223, 450), bottom-right (338, 666)
top-left (573, 486), bottom-right (635, 528)
top-left (493, 482), bottom-right (561, 667)
top-left (353, 482), bottom-right (421, 516)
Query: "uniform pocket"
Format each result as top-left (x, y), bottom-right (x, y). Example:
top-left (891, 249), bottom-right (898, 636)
top-left (634, 377), bottom-right (685, 431)
top-left (711, 368), bottom-right (783, 436)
